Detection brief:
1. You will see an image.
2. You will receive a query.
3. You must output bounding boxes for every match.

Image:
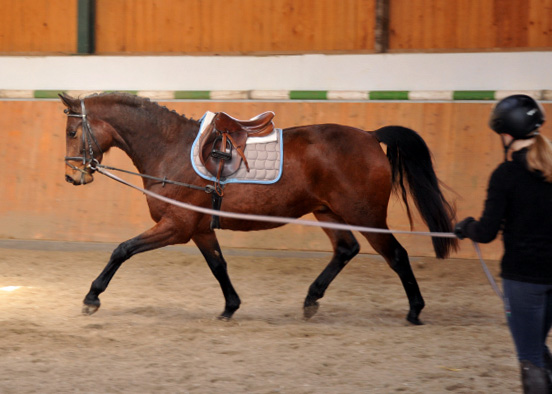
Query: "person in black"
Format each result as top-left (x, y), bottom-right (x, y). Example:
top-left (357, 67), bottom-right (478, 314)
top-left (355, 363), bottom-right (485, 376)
top-left (455, 95), bottom-right (552, 394)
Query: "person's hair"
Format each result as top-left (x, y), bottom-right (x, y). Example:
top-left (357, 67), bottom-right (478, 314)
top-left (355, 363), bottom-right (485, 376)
top-left (527, 133), bottom-right (552, 182)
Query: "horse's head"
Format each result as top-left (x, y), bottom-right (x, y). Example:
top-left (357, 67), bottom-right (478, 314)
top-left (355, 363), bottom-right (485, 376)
top-left (60, 93), bottom-right (115, 185)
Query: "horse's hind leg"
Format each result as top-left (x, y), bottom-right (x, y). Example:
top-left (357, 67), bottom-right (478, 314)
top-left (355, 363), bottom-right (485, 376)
top-left (303, 211), bottom-right (360, 319)
top-left (192, 232), bottom-right (241, 320)
top-left (364, 232), bottom-right (425, 325)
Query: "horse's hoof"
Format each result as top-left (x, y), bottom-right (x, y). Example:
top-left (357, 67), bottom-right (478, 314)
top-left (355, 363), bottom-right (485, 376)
top-left (303, 302), bottom-right (320, 320)
top-left (218, 310), bottom-right (234, 321)
top-left (406, 313), bottom-right (424, 326)
top-left (82, 303), bottom-right (100, 315)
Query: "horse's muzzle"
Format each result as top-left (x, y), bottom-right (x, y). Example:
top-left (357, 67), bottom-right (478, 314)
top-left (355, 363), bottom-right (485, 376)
top-left (64, 172), bottom-right (94, 185)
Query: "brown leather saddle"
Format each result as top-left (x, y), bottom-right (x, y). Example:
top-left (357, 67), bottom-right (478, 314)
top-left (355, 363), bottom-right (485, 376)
top-left (198, 111), bottom-right (275, 182)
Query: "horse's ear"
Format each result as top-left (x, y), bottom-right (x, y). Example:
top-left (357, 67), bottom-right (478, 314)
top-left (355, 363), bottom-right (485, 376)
top-left (59, 93), bottom-right (77, 111)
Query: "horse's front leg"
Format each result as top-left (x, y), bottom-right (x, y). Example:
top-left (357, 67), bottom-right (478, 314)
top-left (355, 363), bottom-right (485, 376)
top-left (82, 221), bottom-right (181, 315)
top-left (192, 232), bottom-right (241, 320)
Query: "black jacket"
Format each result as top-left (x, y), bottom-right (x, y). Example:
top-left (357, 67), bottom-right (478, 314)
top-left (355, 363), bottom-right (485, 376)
top-left (462, 148), bottom-right (552, 284)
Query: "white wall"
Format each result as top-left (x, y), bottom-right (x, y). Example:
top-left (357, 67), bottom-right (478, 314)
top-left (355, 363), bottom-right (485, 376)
top-left (1, 52), bottom-right (551, 91)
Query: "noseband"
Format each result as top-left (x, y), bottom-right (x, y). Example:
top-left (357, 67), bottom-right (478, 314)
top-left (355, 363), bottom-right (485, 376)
top-left (64, 100), bottom-right (103, 175)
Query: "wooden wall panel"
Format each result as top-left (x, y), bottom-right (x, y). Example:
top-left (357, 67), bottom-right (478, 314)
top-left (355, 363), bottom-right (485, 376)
top-left (528, 0), bottom-right (552, 47)
top-left (1, 100), bottom-right (551, 260)
top-left (1, 0), bottom-right (550, 54)
top-left (389, 0), bottom-right (552, 51)
top-left (95, 0), bottom-right (375, 54)
top-left (0, 0), bottom-right (77, 53)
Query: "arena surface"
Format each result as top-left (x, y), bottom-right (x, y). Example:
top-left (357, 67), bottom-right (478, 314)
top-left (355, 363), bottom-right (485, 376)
top-left (0, 241), bottom-right (520, 393)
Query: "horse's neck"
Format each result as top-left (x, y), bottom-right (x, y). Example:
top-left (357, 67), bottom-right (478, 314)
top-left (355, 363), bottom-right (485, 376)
top-left (109, 109), bottom-right (198, 176)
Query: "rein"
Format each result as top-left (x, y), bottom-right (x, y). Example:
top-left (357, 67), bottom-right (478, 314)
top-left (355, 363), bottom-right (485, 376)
top-left (91, 162), bottom-right (214, 193)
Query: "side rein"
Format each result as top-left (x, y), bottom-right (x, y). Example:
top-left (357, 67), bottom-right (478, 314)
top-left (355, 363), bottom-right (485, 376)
top-left (64, 100), bottom-right (103, 182)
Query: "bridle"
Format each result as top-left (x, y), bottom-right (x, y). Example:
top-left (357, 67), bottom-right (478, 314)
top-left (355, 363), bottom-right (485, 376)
top-left (64, 99), bottom-right (103, 180)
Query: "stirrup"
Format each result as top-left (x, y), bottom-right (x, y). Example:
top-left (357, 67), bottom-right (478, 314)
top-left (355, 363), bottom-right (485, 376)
top-left (210, 136), bottom-right (232, 161)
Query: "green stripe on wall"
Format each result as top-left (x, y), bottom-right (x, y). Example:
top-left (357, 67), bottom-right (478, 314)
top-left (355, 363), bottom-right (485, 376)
top-left (77, 0), bottom-right (95, 54)
top-left (174, 91), bottom-right (211, 99)
top-left (369, 91), bottom-right (409, 100)
top-left (34, 90), bottom-right (66, 98)
top-left (289, 91), bottom-right (328, 100)
top-left (453, 91), bottom-right (495, 100)
top-left (104, 90), bottom-right (138, 95)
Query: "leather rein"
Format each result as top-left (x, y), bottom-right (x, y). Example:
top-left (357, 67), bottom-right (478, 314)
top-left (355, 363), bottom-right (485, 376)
top-left (63, 99), bottom-right (213, 193)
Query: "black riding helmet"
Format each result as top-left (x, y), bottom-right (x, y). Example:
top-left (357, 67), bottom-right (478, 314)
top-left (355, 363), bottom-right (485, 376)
top-left (489, 94), bottom-right (545, 139)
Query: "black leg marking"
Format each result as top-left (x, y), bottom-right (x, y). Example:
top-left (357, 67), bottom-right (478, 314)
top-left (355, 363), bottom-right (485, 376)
top-left (366, 232), bottom-right (425, 325)
top-left (193, 233), bottom-right (241, 319)
top-left (82, 221), bottom-right (179, 315)
top-left (304, 219), bottom-right (360, 319)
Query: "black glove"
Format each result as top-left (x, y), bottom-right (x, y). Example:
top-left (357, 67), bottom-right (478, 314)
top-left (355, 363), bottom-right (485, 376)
top-left (454, 217), bottom-right (475, 240)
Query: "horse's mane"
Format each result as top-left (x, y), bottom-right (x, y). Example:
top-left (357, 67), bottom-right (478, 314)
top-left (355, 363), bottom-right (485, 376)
top-left (86, 92), bottom-right (199, 127)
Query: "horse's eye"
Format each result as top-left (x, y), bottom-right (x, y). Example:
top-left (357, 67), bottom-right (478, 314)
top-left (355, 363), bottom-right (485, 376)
top-left (68, 130), bottom-right (77, 138)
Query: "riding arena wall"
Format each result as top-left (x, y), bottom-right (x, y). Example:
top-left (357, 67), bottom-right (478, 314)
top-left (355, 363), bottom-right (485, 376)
top-left (1, 0), bottom-right (551, 260)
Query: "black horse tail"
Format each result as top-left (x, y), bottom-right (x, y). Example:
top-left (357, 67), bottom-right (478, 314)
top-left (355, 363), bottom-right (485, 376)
top-left (374, 126), bottom-right (458, 259)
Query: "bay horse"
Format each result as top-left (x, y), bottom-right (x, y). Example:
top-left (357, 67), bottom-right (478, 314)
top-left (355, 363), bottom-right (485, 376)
top-left (60, 92), bottom-right (457, 325)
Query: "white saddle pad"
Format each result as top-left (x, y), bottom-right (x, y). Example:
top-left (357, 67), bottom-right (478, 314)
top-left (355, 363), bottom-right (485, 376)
top-left (190, 112), bottom-right (283, 185)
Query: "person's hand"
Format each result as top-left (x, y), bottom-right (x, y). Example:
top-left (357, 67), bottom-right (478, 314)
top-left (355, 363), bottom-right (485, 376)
top-left (454, 217), bottom-right (475, 240)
